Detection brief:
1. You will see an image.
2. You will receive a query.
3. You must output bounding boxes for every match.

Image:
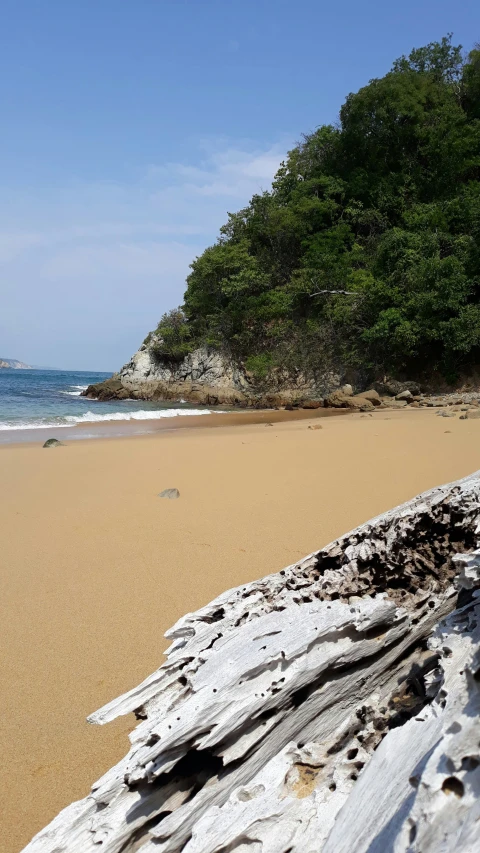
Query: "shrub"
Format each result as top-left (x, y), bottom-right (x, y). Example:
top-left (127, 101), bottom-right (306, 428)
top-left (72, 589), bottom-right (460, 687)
top-left (150, 309), bottom-right (195, 362)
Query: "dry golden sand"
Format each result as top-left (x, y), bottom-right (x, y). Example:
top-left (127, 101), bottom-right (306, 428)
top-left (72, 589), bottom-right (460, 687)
top-left (1, 407), bottom-right (480, 852)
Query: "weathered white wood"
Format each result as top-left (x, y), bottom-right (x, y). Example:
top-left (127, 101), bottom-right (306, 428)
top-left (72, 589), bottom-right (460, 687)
top-left (323, 565), bottom-right (480, 853)
top-left (22, 472), bottom-right (480, 853)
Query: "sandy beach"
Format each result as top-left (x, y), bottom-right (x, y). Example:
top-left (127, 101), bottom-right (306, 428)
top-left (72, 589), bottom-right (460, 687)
top-left (2, 406), bottom-right (480, 852)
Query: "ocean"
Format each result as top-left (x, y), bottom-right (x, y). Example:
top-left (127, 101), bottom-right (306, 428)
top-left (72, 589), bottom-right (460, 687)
top-left (0, 368), bottom-right (212, 434)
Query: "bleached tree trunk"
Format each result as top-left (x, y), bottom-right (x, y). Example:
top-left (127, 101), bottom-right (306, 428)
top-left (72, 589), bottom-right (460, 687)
top-left (23, 471), bottom-right (480, 853)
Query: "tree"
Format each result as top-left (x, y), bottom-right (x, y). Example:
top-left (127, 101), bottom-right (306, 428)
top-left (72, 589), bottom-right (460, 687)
top-left (153, 36), bottom-right (480, 381)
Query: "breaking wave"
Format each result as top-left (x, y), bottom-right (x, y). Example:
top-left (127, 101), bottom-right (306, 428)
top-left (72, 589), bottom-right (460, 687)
top-left (58, 384), bottom-right (89, 397)
top-left (0, 408), bottom-right (213, 430)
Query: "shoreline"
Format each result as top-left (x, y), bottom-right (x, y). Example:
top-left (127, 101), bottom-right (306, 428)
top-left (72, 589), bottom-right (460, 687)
top-left (0, 406), bottom-right (350, 446)
top-left (2, 406), bottom-right (480, 852)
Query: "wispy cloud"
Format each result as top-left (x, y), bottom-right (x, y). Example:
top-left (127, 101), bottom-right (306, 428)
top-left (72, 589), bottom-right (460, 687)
top-left (43, 241), bottom-right (195, 280)
top-left (0, 138), bottom-right (289, 369)
top-left (150, 141), bottom-right (286, 199)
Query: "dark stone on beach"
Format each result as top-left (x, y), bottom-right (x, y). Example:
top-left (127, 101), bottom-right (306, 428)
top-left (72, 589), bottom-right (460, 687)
top-left (43, 438), bottom-right (64, 448)
top-left (301, 400), bottom-right (323, 409)
top-left (82, 378), bottom-right (127, 401)
top-left (158, 488), bottom-right (180, 499)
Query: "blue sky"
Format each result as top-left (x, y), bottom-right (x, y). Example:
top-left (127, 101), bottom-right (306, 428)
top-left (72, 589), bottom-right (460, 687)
top-left (1, 0), bottom-right (479, 370)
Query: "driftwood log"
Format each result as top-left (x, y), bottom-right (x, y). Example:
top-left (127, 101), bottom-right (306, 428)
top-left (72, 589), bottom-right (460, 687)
top-left (23, 472), bottom-right (480, 852)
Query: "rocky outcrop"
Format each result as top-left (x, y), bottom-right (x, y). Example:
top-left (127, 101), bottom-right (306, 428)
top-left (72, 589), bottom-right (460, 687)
top-left (84, 344), bottom-right (253, 406)
top-left (324, 389), bottom-right (382, 411)
top-left (22, 471), bottom-right (480, 852)
top-left (83, 337), bottom-right (480, 411)
top-left (84, 378), bottom-right (132, 401)
top-left (372, 379), bottom-right (421, 397)
top-left (120, 342), bottom-right (249, 391)
top-left (325, 388), bottom-right (480, 414)
top-left (82, 339), bottom-right (378, 408)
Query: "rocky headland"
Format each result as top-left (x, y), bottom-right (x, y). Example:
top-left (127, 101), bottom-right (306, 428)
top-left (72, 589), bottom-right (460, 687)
top-left (81, 37), bottom-right (480, 422)
top-left (83, 338), bottom-right (480, 415)
top-left (84, 342), bottom-right (255, 407)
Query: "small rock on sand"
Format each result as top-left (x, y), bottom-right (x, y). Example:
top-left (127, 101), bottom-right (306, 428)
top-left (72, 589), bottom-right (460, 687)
top-left (43, 438), bottom-right (64, 448)
top-left (158, 488), bottom-right (180, 499)
top-left (308, 424), bottom-right (323, 430)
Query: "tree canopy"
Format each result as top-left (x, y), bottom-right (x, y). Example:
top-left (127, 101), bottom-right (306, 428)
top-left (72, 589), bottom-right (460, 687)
top-left (154, 37), bottom-right (480, 381)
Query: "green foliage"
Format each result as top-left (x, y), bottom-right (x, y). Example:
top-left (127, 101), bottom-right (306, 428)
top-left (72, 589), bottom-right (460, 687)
top-left (153, 36), bottom-right (480, 381)
top-left (150, 309), bottom-right (194, 362)
top-left (245, 353), bottom-right (275, 380)
top-left (462, 46), bottom-right (480, 120)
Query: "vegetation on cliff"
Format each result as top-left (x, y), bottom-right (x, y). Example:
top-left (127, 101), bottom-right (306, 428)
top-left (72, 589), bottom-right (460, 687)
top-left (153, 37), bottom-right (480, 382)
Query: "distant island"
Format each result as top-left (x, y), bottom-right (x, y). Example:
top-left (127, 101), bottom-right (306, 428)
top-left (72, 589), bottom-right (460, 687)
top-left (0, 358), bottom-right (32, 369)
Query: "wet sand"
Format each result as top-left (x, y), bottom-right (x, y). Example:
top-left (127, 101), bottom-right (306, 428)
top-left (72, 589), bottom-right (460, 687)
top-left (1, 407), bottom-right (480, 851)
top-left (0, 405), bottom-right (347, 444)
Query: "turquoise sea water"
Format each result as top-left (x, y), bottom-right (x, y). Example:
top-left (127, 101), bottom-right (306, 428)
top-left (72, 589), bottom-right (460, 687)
top-left (0, 368), bottom-right (212, 432)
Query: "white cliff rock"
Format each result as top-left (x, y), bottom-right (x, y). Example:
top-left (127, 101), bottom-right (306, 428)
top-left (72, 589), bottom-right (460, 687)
top-left (22, 472), bottom-right (480, 853)
top-left (112, 338), bottom-right (347, 405)
top-left (119, 341), bottom-right (249, 390)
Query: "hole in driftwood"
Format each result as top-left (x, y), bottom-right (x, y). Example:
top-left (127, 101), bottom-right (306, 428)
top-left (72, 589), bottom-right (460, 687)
top-left (442, 776), bottom-right (464, 798)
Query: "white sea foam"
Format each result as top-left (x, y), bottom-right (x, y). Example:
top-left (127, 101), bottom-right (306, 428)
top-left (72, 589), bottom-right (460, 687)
top-left (64, 408), bottom-right (212, 423)
top-left (59, 384), bottom-right (89, 396)
top-left (0, 408), bottom-right (213, 430)
top-left (0, 421), bottom-right (72, 430)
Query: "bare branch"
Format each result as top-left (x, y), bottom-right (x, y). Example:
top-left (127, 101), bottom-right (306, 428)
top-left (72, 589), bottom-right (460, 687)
top-left (310, 289), bottom-right (360, 296)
